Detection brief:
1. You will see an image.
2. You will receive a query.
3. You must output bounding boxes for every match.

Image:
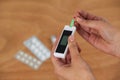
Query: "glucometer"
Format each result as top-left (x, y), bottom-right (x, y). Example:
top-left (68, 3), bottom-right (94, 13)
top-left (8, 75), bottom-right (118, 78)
top-left (54, 19), bottom-right (76, 58)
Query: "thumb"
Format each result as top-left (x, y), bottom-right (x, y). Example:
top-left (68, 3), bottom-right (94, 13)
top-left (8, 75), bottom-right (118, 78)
top-left (68, 35), bottom-right (80, 62)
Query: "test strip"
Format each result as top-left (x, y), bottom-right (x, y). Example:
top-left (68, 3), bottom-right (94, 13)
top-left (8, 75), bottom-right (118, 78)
top-left (70, 19), bottom-right (74, 27)
top-left (24, 36), bottom-right (51, 61)
top-left (15, 51), bottom-right (42, 70)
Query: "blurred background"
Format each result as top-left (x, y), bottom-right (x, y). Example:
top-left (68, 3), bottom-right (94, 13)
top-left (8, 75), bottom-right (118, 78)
top-left (0, 0), bottom-right (120, 80)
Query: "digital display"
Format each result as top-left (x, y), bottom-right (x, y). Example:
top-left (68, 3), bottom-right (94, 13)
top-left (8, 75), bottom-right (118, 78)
top-left (56, 30), bottom-right (72, 53)
top-left (60, 36), bottom-right (68, 46)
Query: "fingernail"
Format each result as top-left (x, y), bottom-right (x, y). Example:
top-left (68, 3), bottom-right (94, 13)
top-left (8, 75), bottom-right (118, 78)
top-left (69, 35), bottom-right (74, 42)
top-left (76, 17), bottom-right (82, 22)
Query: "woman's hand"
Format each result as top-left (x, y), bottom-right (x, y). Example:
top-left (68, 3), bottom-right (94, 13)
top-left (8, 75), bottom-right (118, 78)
top-left (51, 35), bottom-right (96, 80)
top-left (74, 10), bottom-right (120, 57)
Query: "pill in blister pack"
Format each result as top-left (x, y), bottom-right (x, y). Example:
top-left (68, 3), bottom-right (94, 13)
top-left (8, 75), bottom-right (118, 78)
top-left (24, 36), bottom-right (51, 61)
top-left (15, 51), bottom-right (42, 70)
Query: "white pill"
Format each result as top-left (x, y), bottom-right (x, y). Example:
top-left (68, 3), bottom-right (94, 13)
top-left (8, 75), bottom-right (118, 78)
top-left (38, 53), bottom-right (42, 57)
top-left (25, 60), bottom-right (29, 64)
top-left (33, 65), bottom-right (39, 69)
top-left (24, 54), bottom-right (28, 57)
top-left (33, 58), bottom-right (37, 62)
top-left (30, 45), bottom-right (36, 50)
top-left (46, 53), bottom-right (51, 58)
top-left (16, 55), bottom-right (21, 59)
top-left (34, 49), bottom-right (39, 54)
top-left (37, 61), bottom-right (41, 65)
top-left (26, 42), bottom-right (31, 47)
top-left (29, 62), bottom-right (34, 66)
top-left (31, 37), bottom-right (37, 43)
top-left (28, 56), bottom-right (32, 60)
top-left (40, 56), bottom-right (46, 61)
top-left (34, 42), bottom-right (40, 47)
top-left (44, 50), bottom-right (50, 55)
top-left (21, 58), bottom-right (25, 62)
top-left (19, 51), bottom-right (24, 55)
top-left (39, 46), bottom-right (43, 50)
top-left (42, 49), bottom-right (48, 54)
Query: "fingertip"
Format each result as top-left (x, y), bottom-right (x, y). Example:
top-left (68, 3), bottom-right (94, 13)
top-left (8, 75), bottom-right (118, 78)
top-left (69, 35), bottom-right (74, 42)
top-left (76, 17), bottom-right (83, 22)
top-left (68, 36), bottom-right (78, 53)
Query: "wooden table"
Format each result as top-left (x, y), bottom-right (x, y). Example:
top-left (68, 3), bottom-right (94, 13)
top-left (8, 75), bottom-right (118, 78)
top-left (0, 0), bottom-right (120, 80)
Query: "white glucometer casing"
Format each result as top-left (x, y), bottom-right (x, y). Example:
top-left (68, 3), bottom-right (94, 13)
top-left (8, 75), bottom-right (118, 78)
top-left (54, 25), bottom-right (76, 59)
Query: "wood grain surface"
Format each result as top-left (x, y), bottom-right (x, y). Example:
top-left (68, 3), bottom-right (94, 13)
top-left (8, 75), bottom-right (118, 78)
top-left (0, 0), bottom-right (120, 80)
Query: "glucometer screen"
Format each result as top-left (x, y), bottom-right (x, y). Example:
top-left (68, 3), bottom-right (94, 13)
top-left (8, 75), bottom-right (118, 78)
top-left (56, 30), bottom-right (72, 53)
